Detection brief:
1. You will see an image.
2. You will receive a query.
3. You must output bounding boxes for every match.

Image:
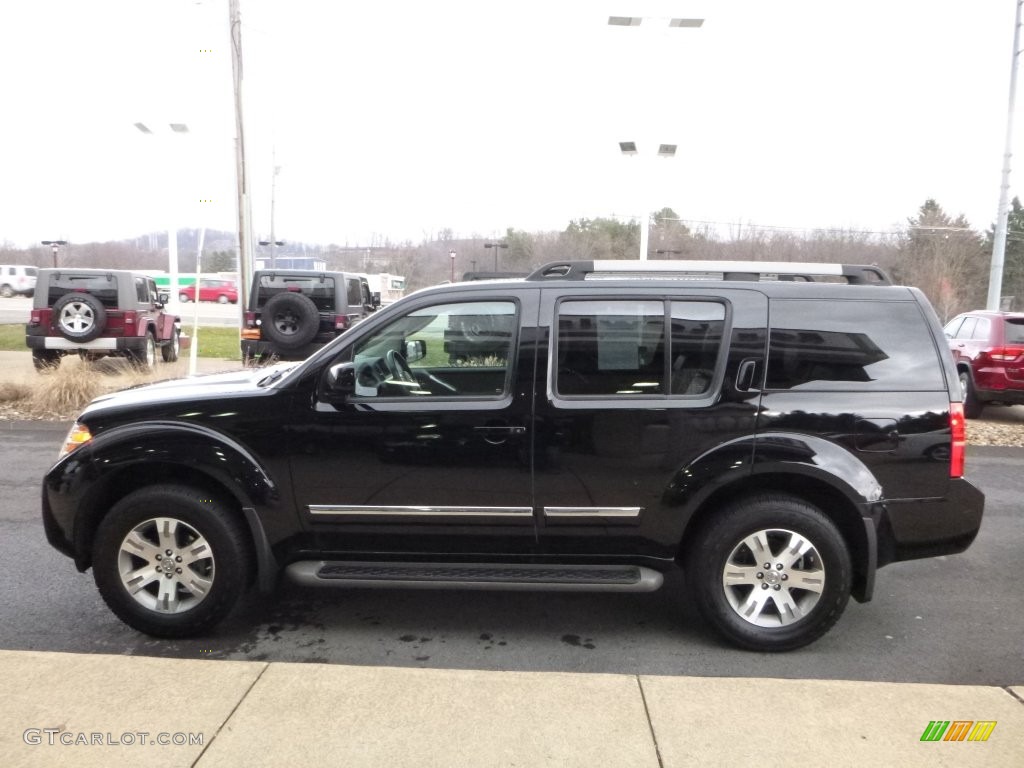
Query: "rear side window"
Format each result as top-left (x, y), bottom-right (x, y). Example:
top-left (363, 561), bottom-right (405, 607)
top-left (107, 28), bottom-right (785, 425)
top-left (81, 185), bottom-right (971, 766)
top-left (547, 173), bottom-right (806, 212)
top-left (555, 299), bottom-right (725, 397)
top-left (346, 278), bottom-right (362, 307)
top-left (1005, 319), bottom-right (1024, 344)
top-left (767, 300), bottom-right (944, 391)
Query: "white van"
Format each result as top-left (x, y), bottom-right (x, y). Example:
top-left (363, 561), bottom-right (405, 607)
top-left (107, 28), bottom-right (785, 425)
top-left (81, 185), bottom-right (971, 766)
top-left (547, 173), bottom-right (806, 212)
top-left (0, 264), bottom-right (38, 297)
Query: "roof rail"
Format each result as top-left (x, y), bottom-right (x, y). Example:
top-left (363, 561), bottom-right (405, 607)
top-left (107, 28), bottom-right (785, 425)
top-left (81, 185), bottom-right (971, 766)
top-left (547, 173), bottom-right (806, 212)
top-left (525, 260), bottom-right (892, 285)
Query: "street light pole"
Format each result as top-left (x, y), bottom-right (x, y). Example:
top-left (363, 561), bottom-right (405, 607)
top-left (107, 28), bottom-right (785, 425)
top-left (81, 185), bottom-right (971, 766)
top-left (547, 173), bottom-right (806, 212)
top-left (988, 0), bottom-right (1023, 311)
top-left (483, 241), bottom-right (508, 271)
top-left (134, 121), bottom-right (190, 303)
top-left (619, 142), bottom-right (676, 260)
top-left (41, 240), bottom-right (68, 267)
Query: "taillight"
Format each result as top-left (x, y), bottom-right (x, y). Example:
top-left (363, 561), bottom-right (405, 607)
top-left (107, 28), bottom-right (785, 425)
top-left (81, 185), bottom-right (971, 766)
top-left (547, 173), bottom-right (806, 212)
top-left (988, 346), bottom-right (1024, 362)
top-left (949, 403), bottom-right (966, 478)
top-left (123, 309), bottom-right (137, 326)
top-left (244, 311), bottom-right (257, 327)
top-left (29, 309), bottom-right (42, 326)
top-left (334, 315), bottom-right (350, 331)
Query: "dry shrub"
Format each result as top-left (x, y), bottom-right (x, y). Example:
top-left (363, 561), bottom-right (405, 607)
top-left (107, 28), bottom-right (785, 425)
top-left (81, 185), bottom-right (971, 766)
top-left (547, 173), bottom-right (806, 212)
top-left (0, 380), bottom-right (33, 404)
top-left (27, 360), bottom-right (152, 418)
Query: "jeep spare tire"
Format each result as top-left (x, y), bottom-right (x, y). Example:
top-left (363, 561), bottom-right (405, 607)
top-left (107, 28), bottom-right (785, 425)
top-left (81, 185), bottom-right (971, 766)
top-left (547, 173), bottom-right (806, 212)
top-left (53, 292), bottom-right (107, 342)
top-left (262, 291), bottom-right (320, 349)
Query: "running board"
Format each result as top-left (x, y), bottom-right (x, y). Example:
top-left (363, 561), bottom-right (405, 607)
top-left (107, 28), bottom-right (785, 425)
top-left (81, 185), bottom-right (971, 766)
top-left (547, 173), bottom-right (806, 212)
top-left (285, 561), bottom-right (664, 593)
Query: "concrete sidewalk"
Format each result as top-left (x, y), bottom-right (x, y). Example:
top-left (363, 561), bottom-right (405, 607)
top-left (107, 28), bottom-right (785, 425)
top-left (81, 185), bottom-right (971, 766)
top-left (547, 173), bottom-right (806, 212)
top-left (1, 651), bottom-right (1021, 767)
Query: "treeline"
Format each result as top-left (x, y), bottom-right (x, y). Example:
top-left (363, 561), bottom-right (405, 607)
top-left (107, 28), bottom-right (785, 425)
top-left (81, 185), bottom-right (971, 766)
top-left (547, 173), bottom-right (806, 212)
top-left (4, 198), bottom-right (1021, 320)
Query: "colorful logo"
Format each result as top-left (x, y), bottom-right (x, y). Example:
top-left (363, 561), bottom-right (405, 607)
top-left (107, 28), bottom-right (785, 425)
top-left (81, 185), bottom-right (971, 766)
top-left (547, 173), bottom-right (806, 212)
top-left (920, 720), bottom-right (997, 742)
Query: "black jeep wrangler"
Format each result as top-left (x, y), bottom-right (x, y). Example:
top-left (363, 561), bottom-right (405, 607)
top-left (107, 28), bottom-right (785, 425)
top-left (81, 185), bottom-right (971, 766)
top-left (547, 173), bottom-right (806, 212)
top-left (26, 268), bottom-right (182, 371)
top-left (241, 269), bottom-right (378, 361)
top-left (41, 260), bottom-right (984, 651)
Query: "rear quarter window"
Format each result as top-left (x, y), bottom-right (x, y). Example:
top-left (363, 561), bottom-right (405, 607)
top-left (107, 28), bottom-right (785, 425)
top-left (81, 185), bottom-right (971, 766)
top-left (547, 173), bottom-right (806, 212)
top-left (767, 299), bottom-right (945, 391)
top-left (1005, 319), bottom-right (1024, 344)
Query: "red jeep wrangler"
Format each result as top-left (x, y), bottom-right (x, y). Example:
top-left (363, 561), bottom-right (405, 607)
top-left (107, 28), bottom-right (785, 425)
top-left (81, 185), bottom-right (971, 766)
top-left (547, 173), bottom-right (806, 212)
top-left (26, 268), bottom-right (182, 372)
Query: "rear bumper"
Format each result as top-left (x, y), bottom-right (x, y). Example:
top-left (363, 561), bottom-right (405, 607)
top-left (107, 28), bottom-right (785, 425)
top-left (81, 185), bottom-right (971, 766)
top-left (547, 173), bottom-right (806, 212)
top-left (241, 338), bottom-right (328, 362)
top-left (877, 478), bottom-right (985, 566)
top-left (26, 335), bottom-right (147, 353)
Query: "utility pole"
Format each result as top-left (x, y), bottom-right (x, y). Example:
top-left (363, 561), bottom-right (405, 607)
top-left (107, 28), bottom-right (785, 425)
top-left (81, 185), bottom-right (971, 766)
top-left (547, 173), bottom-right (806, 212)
top-left (229, 0), bottom-right (253, 313)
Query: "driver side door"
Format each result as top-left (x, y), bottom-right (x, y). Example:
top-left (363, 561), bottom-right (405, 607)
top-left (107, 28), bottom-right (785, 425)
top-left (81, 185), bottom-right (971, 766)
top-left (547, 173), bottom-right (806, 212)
top-left (286, 289), bottom-right (540, 556)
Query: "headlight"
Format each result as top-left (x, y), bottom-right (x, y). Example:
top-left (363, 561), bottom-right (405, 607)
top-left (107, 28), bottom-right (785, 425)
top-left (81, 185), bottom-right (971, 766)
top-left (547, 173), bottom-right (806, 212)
top-left (59, 422), bottom-right (93, 459)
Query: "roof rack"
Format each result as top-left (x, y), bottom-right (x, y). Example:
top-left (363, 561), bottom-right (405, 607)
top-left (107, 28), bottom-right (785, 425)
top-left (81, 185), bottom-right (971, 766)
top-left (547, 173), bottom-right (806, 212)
top-left (524, 260), bottom-right (892, 285)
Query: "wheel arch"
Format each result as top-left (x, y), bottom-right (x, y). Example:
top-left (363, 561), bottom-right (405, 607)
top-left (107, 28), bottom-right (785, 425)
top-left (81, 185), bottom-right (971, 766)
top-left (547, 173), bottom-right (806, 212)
top-left (678, 468), bottom-right (878, 603)
top-left (57, 424), bottom-right (282, 586)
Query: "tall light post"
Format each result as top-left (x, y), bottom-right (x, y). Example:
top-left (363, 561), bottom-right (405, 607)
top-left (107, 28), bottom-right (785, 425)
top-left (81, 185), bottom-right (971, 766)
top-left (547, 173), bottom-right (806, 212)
top-left (484, 241), bottom-right (508, 271)
top-left (41, 240), bottom-right (68, 267)
top-left (134, 121), bottom-right (190, 303)
top-left (619, 142), bottom-right (677, 260)
top-left (609, 14), bottom-right (701, 261)
top-left (449, 249), bottom-right (456, 282)
top-left (259, 239), bottom-right (285, 268)
top-left (988, 0), bottom-right (1023, 311)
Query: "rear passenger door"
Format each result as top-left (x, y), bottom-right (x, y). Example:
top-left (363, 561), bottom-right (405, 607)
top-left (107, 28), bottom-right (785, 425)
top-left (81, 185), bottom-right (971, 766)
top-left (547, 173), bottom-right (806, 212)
top-left (532, 287), bottom-right (766, 560)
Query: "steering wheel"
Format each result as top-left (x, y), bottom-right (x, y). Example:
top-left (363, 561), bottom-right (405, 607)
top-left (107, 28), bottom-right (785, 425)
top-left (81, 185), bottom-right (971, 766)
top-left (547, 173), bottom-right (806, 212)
top-left (385, 349), bottom-right (416, 383)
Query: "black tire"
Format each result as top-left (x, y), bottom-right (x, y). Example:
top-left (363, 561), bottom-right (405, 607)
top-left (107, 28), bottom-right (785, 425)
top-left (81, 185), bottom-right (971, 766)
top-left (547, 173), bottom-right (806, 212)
top-left (0, 284), bottom-right (13, 298)
top-left (130, 332), bottom-right (157, 370)
top-left (53, 292), bottom-right (107, 342)
top-left (687, 494), bottom-right (852, 652)
top-left (92, 485), bottom-right (252, 637)
top-left (32, 349), bottom-right (61, 372)
top-left (179, 293), bottom-right (190, 303)
top-left (959, 370), bottom-right (983, 419)
top-left (161, 327), bottom-right (180, 362)
top-left (217, 294), bottom-right (230, 304)
top-left (261, 292), bottom-right (320, 349)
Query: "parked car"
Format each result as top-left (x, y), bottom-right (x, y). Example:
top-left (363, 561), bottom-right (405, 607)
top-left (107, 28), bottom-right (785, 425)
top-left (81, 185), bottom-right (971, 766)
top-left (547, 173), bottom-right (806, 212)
top-left (240, 269), bottom-right (379, 361)
top-left (178, 278), bottom-right (238, 304)
top-left (0, 264), bottom-right (38, 297)
top-left (25, 268), bottom-right (182, 371)
top-left (945, 310), bottom-right (1024, 418)
top-left (41, 260), bottom-right (983, 651)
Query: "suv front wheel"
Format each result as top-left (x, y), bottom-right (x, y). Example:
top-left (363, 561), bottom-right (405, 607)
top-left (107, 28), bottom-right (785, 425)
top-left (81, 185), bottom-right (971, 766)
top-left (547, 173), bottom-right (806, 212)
top-left (688, 494), bottom-right (851, 652)
top-left (92, 485), bottom-right (252, 637)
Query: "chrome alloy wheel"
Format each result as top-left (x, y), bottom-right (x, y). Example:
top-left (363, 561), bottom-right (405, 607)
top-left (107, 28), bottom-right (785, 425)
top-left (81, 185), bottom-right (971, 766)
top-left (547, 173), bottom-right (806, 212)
top-left (116, 517), bottom-right (215, 614)
top-left (721, 528), bottom-right (825, 627)
top-left (59, 300), bottom-right (97, 335)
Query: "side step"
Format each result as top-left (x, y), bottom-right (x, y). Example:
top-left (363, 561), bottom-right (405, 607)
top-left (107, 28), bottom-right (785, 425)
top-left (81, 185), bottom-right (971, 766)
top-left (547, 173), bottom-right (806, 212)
top-left (285, 561), bottom-right (664, 593)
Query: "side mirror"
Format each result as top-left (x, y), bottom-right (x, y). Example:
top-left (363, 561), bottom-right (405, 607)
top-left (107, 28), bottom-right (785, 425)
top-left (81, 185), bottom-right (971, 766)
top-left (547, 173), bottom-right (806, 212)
top-left (158, 292), bottom-right (170, 305)
top-left (404, 339), bottom-right (426, 364)
top-left (326, 362), bottom-right (357, 395)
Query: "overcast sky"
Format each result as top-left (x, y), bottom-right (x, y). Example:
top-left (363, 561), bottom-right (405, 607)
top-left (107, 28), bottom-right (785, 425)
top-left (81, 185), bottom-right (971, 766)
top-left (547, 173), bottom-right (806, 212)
top-left (1, 0), bottom-right (1021, 249)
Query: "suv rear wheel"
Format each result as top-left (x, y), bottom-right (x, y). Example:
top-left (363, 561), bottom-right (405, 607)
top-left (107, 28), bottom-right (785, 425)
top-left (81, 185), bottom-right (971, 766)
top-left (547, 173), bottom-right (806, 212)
top-left (32, 349), bottom-right (61, 372)
top-left (688, 494), bottom-right (851, 652)
top-left (92, 485), bottom-right (252, 637)
top-left (130, 332), bottom-right (157, 370)
top-left (161, 327), bottom-right (180, 363)
top-left (53, 293), bottom-right (107, 342)
top-left (959, 370), bottom-right (983, 419)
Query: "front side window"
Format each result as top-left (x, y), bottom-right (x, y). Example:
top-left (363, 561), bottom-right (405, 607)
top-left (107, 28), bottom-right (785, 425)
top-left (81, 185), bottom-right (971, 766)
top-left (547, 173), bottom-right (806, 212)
top-left (351, 300), bottom-right (517, 398)
top-left (555, 299), bottom-right (725, 398)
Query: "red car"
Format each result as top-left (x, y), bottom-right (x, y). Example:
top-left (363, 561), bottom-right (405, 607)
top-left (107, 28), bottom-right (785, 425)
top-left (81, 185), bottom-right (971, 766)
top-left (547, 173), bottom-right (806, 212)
top-left (178, 278), bottom-right (238, 304)
top-left (945, 310), bottom-right (1024, 418)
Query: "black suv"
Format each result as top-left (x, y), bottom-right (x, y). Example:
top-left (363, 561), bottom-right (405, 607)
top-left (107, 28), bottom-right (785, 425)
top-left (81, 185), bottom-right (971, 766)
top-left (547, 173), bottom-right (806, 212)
top-left (241, 269), bottom-right (378, 361)
top-left (41, 260), bottom-right (984, 651)
top-left (26, 268), bottom-right (182, 371)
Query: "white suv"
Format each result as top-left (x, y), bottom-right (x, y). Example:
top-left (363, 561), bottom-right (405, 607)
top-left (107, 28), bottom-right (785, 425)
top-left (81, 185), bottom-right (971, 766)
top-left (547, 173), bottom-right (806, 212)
top-left (0, 264), bottom-right (38, 298)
